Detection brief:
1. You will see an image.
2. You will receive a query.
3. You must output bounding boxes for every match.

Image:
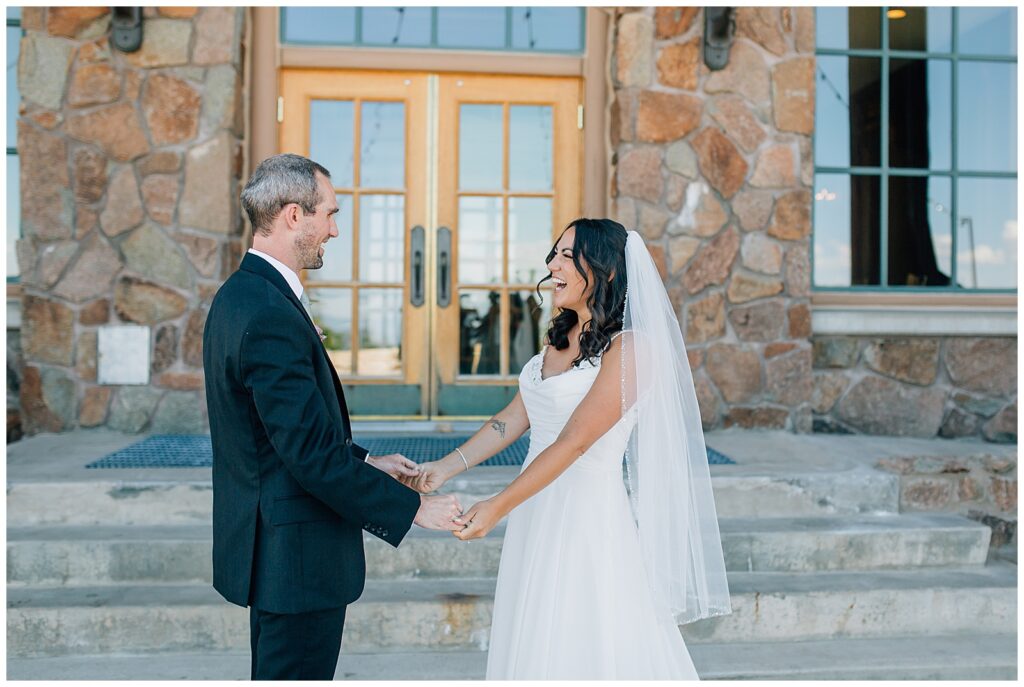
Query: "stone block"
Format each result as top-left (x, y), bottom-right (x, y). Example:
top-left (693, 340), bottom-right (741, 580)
top-left (794, 7), bottom-right (815, 53)
top-left (19, 366), bottom-right (76, 433)
top-left (765, 342), bottom-right (797, 358)
top-left (690, 127), bottom-right (748, 199)
top-left (201, 65), bottom-right (242, 134)
top-left (53, 232), bottom-right (122, 303)
top-left (675, 183), bottom-right (728, 238)
top-left (180, 133), bottom-right (236, 233)
top-left (142, 74), bottom-right (201, 146)
top-left (123, 19), bottom-right (192, 68)
top-left (79, 386), bottom-right (112, 427)
top-left (724, 406), bottom-right (790, 429)
top-left (616, 13), bottom-right (653, 87)
top-left (863, 338), bottom-right (940, 386)
top-left (665, 140), bottom-right (698, 179)
top-left (36, 241), bottom-right (78, 288)
top-left (656, 38), bottom-right (700, 90)
top-left (981, 453), bottom-right (1016, 474)
top-left (74, 205), bottom-right (99, 240)
top-left (616, 146), bottom-right (663, 203)
top-left (813, 337), bottom-right (859, 368)
top-left (732, 189), bottom-right (773, 232)
top-left (665, 174), bottom-right (688, 212)
top-left (765, 347), bottom-right (813, 405)
top-left (159, 7), bottom-right (199, 19)
top-left (157, 371), bottom-right (205, 391)
top-left (66, 103), bottom-right (149, 162)
top-left (107, 387), bottom-right (163, 433)
top-left (79, 299), bottom-right (110, 325)
top-left (152, 324), bottom-right (179, 375)
top-left (636, 91), bottom-right (702, 143)
top-left (686, 291), bottom-right (726, 344)
top-left (77, 38), bottom-right (112, 63)
top-left (709, 95), bottom-right (766, 153)
top-left (122, 224), bottom-right (194, 290)
top-left (683, 226), bottom-right (739, 294)
top-left (75, 329), bottom-right (98, 382)
top-left (636, 202), bottom-right (670, 241)
top-left (668, 235), bottom-right (701, 273)
top-left (736, 7), bottom-right (786, 55)
top-left (811, 371), bottom-right (848, 413)
top-left (740, 231), bottom-right (782, 274)
top-left (952, 392), bottom-right (1005, 418)
top-left (706, 343), bottom-right (761, 403)
top-left (705, 41), bottom-right (770, 104)
top-left (983, 401), bottom-right (1017, 444)
top-left (46, 7), bottom-right (109, 38)
top-left (22, 295), bottom-right (74, 366)
top-left (18, 33), bottom-right (73, 110)
top-left (767, 189), bottom-right (811, 240)
top-left (729, 299), bottom-right (785, 342)
top-left (958, 475), bottom-right (983, 502)
top-left (610, 89), bottom-right (635, 146)
top-left (176, 234), bottom-right (220, 279)
top-left (150, 391), bottom-right (205, 433)
top-left (193, 7), bottom-right (238, 65)
top-left (18, 122), bottom-right (73, 241)
top-left (939, 407), bottom-right (982, 439)
top-left (72, 147), bottom-right (107, 204)
top-left (945, 338), bottom-right (1017, 396)
top-left (901, 476), bottom-right (954, 511)
top-left (784, 244), bottom-right (811, 298)
top-left (137, 151), bottom-right (183, 176)
top-left (726, 271), bottom-right (783, 304)
top-left (749, 144), bottom-right (797, 188)
top-left (141, 174), bottom-right (180, 225)
top-left (182, 308), bottom-right (208, 367)
top-left (100, 165), bottom-right (145, 237)
top-left (772, 57), bottom-right (815, 134)
top-left (693, 374), bottom-right (721, 429)
top-left (655, 7), bottom-right (699, 38)
top-left (838, 376), bottom-right (947, 437)
top-left (114, 277), bottom-right (188, 325)
top-left (67, 63), bottom-right (121, 107)
top-left (990, 476), bottom-right (1017, 512)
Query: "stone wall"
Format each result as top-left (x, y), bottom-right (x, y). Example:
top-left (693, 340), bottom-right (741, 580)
top-left (15, 7), bottom-right (246, 435)
top-left (812, 335), bottom-right (1017, 443)
top-left (609, 7), bottom-right (816, 432)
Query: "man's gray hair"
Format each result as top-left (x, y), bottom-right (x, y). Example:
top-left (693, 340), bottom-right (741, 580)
top-left (241, 154), bottom-right (331, 236)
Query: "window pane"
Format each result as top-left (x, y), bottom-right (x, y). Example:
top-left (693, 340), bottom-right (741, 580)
top-left (816, 7), bottom-right (881, 50)
top-left (359, 194), bottom-right (404, 283)
top-left (8, 25), bottom-right (21, 149)
top-left (508, 105), bottom-right (553, 191)
top-left (458, 196), bottom-right (503, 284)
top-left (437, 7), bottom-right (506, 49)
top-left (7, 154), bottom-right (20, 280)
top-left (7, 7), bottom-right (21, 20)
top-left (360, 101), bottom-right (404, 189)
top-left (814, 173), bottom-right (881, 286)
top-left (508, 197), bottom-right (551, 285)
top-left (306, 195), bottom-right (353, 283)
top-left (814, 57), bottom-right (881, 168)
top-left (511, 7), bottom-right (583, 52)
top-left (510, 289), bottom-right (550, 375)
top-left (958, 7), bottom-right (1017, 57)
top-left (957, 62), bottom-right (1017, 172)
top-left (309, 288), bottom-right (353, 375)
top-left (281, 7), bottom-right (356, 45)
top-left (459, 104), bottom-right (503, 190)
top-left (358, 288), bottom-right (403, 376)
top-left (459, 289), bottom-right (502, 375)
top-left (889, 7), bottom-right (951, 52)
top-left (888, 176), bottom-right (952, 286)
top-left (889, 59), bottom-right (951, 170)
top-left (956, 178), bottom-right (1017, 289)
top-left (310, 100), bottom-right (354, 188)
top-left (361, 7), bottom-right (431, 47)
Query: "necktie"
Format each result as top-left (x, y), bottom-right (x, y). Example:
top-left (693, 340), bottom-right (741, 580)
top-left (299, 291), bottom-right (314, 321)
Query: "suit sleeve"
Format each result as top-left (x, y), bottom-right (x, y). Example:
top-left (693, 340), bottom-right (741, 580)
top-left (240, 307), bottom-right (420, 546)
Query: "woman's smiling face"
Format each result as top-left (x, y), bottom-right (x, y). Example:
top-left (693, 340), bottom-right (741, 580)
top-left (546, 227), bottom-right (592, 312)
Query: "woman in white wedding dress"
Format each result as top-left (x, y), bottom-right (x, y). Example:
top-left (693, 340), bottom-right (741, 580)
top-left (405, 218), bottom-right (731, 680)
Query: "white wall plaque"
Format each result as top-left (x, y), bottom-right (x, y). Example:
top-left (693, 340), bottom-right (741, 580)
top-left (97, 325), bottom-right (151, 385)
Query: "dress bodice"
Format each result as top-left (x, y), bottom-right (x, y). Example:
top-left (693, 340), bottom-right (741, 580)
top-left (518, 345), bottom-right (635, 474)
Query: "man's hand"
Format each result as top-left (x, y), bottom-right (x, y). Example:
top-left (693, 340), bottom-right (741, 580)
top-left (366, 453), bottom-right (420, 481)
top-left (452, 497), bottom-right (504, 541)
top-left (413, 494), bottom-right (465, 531)
top-left (400, 458), bottom-right (454, 494)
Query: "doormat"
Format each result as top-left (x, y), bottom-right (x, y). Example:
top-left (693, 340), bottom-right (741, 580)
top-left (86, 434), bottom-right (735, 469)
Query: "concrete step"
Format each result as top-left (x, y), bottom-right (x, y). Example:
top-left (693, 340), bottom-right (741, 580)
top-left (7, 564), bottom-right (1016, 657)
top-left (5, 634), bottom-right (1018, 680)
top-left (7, 513), bottom-right (992, 587)
top-left (6, 466), bottom-right (900, 527)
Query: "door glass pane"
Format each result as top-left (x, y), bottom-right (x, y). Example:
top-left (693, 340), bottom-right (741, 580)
top-left (360, 101), bottom-right (405, 188)
top-left (310, 100), bottom-right (354, 188)
top-left (458, 196), bottom-right (503, 284)
top-left (956, 178), bottom-right (1017, 289)
top-left (814, 57), bottom-right (881, 168)
top-left (814, 173), bottom-right (881, 286)
top-left (459, 104), bottom-right (503, 190)
top-left (508, 197), bottom-right (552, 285)
top-left (361, 7), bottom-right (431, 46)
top-left (8, 25), bottom-right (20, 148)
top-left (282, 7), bottom-right (356, 45)
top-left (309, 288), bottom-right (353, 375)
top-left (306, 194), bottom-right (353, 283)
top-left (957, 62), bottom-right (1017, 172)
top-left (359, 194), bottom-right (404, 283)
top-left (888, 6), bottom-right (951, 52)
top-left (958, 7), bottom-right (1017, 57)
top-left (437, 7), bottom-right (506, 49)
top-left (816, 7), bottom-right (881, 50)
top-left (459, 289), bottom-right (502, 375)
top-left (509, 105), bottom-right (553, 191)
top-left (887, 176), bottom-right (952, 286)
top-left (889, 59), bottom-right (951, 170)
top-left (511, 7), bottom-right (583, 52)
top-left (358, 288), bottom-right (403, 376)
top-left (509, 289), bottom-right (551, 375)
top-left (8, 154), bottom-right (20, 280)
top-left (7, 7), bottom-right (21, 19)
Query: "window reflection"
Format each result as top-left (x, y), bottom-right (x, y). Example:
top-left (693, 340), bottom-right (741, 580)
top-left (511, 7), bottom-right (583, 52)
top-left (306, 195), bottom-right (353, 283)
top-left (889, 59), bottom-right (951, 170)
top-left (958, 7), bottom-right (1017, 57)
top-left (816, 6), bottom-right (881, 50)
top-left (509, 289), bottom-right (550, 375)
top-left (359, 195), bottom-right (405, 283)
top-left (459, 104), bottom-right (503, 190)
top-left (310, 100), bottom-right (354, 188)
top-left (888, 176), bottom-right (952, 286)
top-left (282, 7), bottom-right (356, 45)
top-left (814, 173), bottom-right (881, 287)
top-left (358, 289), bottom-right (403, 375)
top-left (814, 57), bottom-right (881, 168)
top-left (509, 105), bottom-right (553, 191)
top-left (459, 289), bottom-right (502, 375)
top-left (508, 197), bottom-right (552, 285)
top-left (458, 196), bottom-right (503, 284)
top-left (361, 7), bottom-right (431, 46)
top-left (888, 6), bottom-right (951, 52)
top-left (360, 101), bottom-right (405, 189)
top-left (958, 62), bottom-right (1017, 173)
top-left (437, 7), bottom-right (506, 49)
top-left (308, 288), bottom-right (353, 375)
top-left (956, 178), bottom-right (1017, 289)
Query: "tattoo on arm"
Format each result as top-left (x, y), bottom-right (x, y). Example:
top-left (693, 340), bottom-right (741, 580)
top-left (490, 420), bottom-right (507, 439)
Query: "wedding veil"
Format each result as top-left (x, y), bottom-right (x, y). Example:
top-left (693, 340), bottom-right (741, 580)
top-left (621, 230), bottom-right (732, 625)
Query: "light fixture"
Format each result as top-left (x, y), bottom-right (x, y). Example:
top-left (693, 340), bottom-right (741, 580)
top-left (703, 8), bottom-right (736, 71)
top-left (887, 9), bottom-right (907, 20)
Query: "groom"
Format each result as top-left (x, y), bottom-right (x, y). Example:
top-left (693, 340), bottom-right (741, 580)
top-left (204, 154), bottom-right (463, 680)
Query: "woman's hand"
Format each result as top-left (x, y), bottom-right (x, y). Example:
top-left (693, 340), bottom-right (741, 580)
top-left (400, 455), bottom-right (460, 494)
top-left (453, 498), bottom-right (505, 541)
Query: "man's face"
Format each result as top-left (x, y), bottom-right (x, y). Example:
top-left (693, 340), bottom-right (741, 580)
top-left (295, 172), bottom-right (339, 271)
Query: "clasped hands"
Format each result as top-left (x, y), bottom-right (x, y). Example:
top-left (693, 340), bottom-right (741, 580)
top-left (366, 452), bottom-right (498, 540)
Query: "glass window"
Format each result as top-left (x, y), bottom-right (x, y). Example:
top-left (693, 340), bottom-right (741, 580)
top-left (281, 7), bottom-right (356, 45)
top-left (437, 7), bottom-right (506, 49)
top-left (361, 7), bottom-right (431, 47)
top-left (511, 7), bottom-right (583, 52)
top-left (813, 7), bottom-right (1016, 292)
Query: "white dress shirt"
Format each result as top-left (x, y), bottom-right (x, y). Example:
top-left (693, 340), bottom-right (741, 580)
top-left (248, 248), bottom-right (303, 300)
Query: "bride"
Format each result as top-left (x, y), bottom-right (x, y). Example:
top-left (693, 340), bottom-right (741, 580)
top-left (404, 218), bottom-right (732, 679)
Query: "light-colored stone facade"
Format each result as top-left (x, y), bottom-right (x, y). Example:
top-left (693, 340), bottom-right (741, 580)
top-left (15, 7), bottom-right (246, 434)
top-left (609, 7), bottom-right (815, 432)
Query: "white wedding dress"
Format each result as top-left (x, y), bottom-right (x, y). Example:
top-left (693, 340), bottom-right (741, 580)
top-left (485, 344), bottom-right (700, 680)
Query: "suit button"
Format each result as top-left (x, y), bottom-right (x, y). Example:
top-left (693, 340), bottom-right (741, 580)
top-left (383, 530), bottom-right (389, 537)
top-left (345, 438), bottom-right (353, 447)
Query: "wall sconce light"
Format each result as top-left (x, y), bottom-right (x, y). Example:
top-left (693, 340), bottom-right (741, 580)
top-left (111, 7), bottom-right (143, 53)
top-left (704, 8), bottom-right (736, 71)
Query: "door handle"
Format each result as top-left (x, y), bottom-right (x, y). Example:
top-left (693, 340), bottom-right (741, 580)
top-left (437, 226), bottom-right (452, 307)
top-left (410, 225), bottom-right (424, 307)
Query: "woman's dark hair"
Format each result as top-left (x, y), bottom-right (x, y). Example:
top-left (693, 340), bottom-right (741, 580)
top-left (536, 218), bottom-right (628, 367)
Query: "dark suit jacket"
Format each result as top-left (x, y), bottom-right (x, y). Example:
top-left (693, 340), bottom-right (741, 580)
top-left (203, 252), bottom-right (420, 614)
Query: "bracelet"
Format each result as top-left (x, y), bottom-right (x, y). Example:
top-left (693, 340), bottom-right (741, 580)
top-left (454, 446), bottom-right (470, 472)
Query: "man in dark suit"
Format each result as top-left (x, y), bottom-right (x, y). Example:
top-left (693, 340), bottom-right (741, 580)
top-left (204, 154), bottom-right (463, 680)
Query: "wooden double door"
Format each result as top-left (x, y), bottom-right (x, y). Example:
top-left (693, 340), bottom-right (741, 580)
top-left (280, 70), bottom-right (582, 418)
